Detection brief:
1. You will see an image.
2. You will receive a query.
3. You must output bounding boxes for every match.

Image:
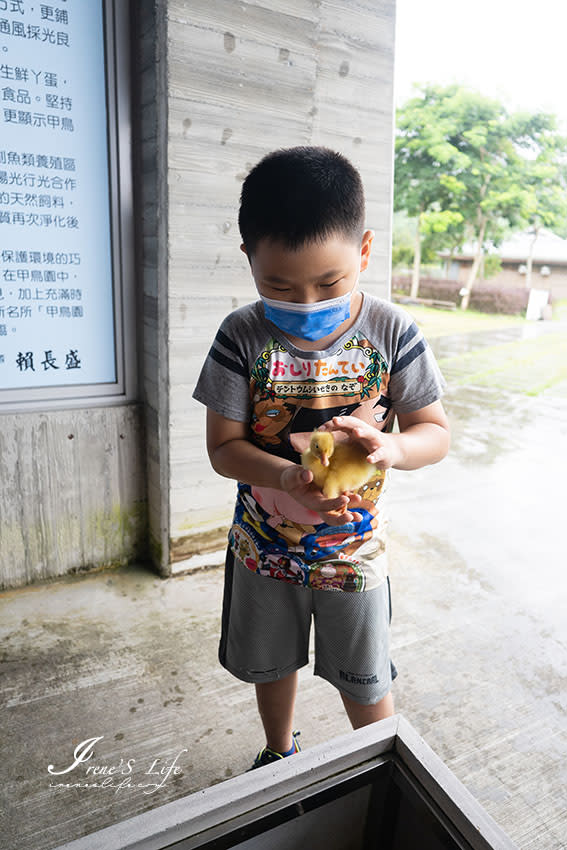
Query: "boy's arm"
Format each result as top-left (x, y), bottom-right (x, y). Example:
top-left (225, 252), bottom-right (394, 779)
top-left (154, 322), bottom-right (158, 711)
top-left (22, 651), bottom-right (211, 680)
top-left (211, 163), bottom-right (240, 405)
top-left (206, 410), bottom-right (293, 489)
top-left (388, 400), bottom-right (450, 470)
top-left (206, 409), bottom-right (363, 525)
top-left (320, 400), bottom-right (450, 471)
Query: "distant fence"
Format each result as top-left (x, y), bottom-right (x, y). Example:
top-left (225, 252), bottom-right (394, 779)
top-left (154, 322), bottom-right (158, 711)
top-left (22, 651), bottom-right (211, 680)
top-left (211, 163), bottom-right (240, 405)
top-left (392, 275), bottom-right (531, 315)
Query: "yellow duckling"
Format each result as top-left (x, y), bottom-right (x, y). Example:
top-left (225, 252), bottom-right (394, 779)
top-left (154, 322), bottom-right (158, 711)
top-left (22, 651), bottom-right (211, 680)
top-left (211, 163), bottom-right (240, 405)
top-left (301, 430), bottom-right (378, 500)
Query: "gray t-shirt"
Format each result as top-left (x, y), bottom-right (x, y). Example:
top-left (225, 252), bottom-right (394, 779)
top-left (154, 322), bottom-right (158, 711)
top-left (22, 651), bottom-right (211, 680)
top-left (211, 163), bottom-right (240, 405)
top-left (193, 291), bottom-right (446, 592)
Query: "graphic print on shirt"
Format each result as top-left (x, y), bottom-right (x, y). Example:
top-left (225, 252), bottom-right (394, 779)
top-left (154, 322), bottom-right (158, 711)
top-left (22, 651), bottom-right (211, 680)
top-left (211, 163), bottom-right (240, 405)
top-left (229, 332), bottom-right (392, 591)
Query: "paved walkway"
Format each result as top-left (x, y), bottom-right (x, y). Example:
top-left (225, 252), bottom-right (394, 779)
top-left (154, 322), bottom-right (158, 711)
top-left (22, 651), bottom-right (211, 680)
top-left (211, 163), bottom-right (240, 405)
top-left (1, 324), bottom-right (566, 849)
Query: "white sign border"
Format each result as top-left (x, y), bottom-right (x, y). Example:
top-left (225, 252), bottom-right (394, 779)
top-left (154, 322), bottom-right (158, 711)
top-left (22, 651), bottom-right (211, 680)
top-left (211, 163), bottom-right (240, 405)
top-left (0, 0), bottom-right (136, 412)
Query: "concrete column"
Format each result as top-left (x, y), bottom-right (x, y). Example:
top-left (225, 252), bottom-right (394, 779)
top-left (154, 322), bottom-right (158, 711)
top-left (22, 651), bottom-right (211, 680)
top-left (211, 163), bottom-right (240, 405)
top-left (137, 0), bottom-right (396, 576)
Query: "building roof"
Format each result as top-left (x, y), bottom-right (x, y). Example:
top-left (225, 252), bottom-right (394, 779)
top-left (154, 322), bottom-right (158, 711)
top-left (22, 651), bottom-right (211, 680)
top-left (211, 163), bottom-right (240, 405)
top-left (440, 229), bottom-right (567, 264)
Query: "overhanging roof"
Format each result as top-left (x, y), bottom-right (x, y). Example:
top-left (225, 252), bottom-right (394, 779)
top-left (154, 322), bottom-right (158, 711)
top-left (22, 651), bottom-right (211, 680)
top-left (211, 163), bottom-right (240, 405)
top-left (440, 228), bottom-right (567, 264)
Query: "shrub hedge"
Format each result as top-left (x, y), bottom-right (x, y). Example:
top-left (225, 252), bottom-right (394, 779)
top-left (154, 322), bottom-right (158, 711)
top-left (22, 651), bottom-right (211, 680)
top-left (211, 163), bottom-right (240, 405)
top-left (391, 275), bottom-right (531, 315)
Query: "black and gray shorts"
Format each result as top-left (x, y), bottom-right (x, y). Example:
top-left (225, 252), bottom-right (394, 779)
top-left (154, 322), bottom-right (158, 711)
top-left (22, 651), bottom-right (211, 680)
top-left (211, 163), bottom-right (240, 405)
top-left (219, 548), bottom-right (397, 706)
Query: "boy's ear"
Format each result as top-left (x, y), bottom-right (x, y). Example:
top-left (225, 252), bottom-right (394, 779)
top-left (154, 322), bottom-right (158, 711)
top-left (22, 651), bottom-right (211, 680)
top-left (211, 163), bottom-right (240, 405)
top-left (359, 229), bottom-right (374, 272)
top-left (240, 243), bottom-right (253, 268)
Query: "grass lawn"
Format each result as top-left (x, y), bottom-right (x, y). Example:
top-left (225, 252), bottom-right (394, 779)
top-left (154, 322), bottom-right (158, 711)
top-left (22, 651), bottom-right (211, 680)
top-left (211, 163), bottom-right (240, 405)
top-left (399, 299), bottom-right (567, 338)
top-left (398, 302), bottom-right (525, 338)
top-left (398, 301), bottom-right (567, 398)
top-left (551, 298), bottom-right (567, 322)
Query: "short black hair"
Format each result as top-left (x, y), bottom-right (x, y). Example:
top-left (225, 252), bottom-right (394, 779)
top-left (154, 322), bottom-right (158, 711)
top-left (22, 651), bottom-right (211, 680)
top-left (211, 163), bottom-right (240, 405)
top-left (238, 146), bottom-right (365, 255)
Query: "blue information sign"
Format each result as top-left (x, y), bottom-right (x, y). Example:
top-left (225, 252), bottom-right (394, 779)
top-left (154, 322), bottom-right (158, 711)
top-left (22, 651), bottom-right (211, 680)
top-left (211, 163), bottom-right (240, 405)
top-left (0, 0), bottom-right (116, 390)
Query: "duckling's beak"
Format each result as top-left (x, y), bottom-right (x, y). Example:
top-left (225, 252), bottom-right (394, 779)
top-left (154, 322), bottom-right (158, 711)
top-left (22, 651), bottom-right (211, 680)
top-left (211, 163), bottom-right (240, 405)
top-left (320, 452), bottom-right (329, 467)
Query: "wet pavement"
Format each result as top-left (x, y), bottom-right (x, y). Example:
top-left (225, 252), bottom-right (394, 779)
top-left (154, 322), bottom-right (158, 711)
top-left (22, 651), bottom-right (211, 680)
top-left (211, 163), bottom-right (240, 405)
top-left (1, 323), bottom-right (566, 850)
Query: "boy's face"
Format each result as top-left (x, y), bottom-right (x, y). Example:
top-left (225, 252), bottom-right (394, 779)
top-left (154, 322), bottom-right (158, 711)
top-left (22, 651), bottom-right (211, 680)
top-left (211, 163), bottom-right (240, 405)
top-left (242, 230), bottom-right (374, 304)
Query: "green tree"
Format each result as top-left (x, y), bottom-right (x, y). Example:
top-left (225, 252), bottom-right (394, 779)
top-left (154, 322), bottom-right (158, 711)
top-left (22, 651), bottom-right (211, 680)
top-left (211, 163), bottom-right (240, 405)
top-left (451, 100), bottom-right (565, 308)
top-left (394, 85), bottom-right (468, 297)
top-left (481, 254), bottom-right (502, 280)
top-left (519, 125), bottom-right (567, 287)
top-left (391, 210), bottom-right (463, 276)
top-left (420, 208), bottom-right (465, 268)
top-left (391, 211), bottom-right (417, 270)
top-left (395, 85), bottom-right (567, 309)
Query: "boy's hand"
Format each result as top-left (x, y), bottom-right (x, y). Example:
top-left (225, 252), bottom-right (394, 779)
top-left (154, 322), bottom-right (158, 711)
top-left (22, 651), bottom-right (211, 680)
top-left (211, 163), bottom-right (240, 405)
top-left (279, 465), bottom-right (363, 526)
top-left (318, 416), bottom-right (403, 470)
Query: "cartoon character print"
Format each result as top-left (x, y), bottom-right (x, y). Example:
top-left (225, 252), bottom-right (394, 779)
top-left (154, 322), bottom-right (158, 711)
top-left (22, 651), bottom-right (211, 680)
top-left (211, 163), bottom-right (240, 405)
top-left (260, 553), bottom-right (305, 585)
top-left (238, 489), bottom-right (275, 543)
top-left (234, 475), bottom-right (386, 579)
top-left (309, 558), bottom-right (366, 591)
top-left (233, 485), bottom-right (384, 590)
top-left (298, 512), bottom-right (374, 561)
top-left (250, 396), bottom-right (296, 447)
top-left (233, 484), bottom-right (310, 571)
top-left (230, 335), bottom-right (394, 591)
top-left (357, 471), bottom-right (387, 512)
top-left (251, 335), bottom-right (385, 410)
top-left (342, 338), bottom-right (386, 402)
top-left (231, 515), bottom-right (308, 585)
top-left (273, 518), bottom-right (318, 546)
top-left (230, 526), bottom-right (260, 573)
top-left (248, 335), bottom-right (388, 456)
top-left (317, 471), bottom-right (387, 562)
top-left (251, 485), bottom-right (321, 527)
top-left (371, 371), bottom-right (391, 425)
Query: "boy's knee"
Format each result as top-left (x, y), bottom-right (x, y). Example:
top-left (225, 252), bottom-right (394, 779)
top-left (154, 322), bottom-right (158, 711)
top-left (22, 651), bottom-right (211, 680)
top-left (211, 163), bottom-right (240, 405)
top-left (340, 688), bottom-right (394, 728)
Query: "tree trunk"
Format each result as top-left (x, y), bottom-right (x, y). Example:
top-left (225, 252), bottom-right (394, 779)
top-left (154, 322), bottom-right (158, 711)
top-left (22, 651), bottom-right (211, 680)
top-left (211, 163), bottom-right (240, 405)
top-left (460, 219), bottom-right (486, 310)
top-left (410, 212), bottom-right (422, 298)
top-left (525, 228), bottom-right (538, 289)
top-left (447, 242), bottom-right (460, 280)
top-left (445, 246), bottom-right (456, 279)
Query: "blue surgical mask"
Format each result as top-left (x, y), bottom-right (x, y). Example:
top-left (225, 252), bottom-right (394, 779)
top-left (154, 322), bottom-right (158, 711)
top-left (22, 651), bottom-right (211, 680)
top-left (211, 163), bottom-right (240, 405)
top-left (260, 286), bottom-right (355, 341)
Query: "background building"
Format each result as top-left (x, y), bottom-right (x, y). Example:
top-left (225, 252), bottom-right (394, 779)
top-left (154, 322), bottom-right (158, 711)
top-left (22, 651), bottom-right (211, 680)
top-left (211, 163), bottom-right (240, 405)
top-left (441, 229), bottom-right (567, 299)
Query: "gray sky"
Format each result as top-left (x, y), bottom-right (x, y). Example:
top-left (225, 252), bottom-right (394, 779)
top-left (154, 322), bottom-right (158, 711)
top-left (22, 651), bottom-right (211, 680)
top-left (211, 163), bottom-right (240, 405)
top-left (394, 0), bottom-right (567, 130)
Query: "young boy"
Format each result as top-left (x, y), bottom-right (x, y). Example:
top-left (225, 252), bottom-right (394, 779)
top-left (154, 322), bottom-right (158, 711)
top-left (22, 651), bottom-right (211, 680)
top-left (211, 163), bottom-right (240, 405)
top-left (193, 146), bottom-right (449, 770)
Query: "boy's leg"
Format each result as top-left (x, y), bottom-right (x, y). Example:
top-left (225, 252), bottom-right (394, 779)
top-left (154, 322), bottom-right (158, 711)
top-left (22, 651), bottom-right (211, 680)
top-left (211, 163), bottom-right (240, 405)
top-left (218, 550), bottom-right (311, 754)
top-left (255, 670), bottom-right (299, 753)
top-left (313, 578), bottom-right (395, 721)
top-left (340, 689), bottom-right (394, 729)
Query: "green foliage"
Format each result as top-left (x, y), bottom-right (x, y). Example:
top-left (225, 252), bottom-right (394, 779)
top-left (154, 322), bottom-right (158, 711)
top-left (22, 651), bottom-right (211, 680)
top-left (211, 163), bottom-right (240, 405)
top-left (391, 210), bottom-right (445, 268)
top-left (520, 127), bottom-right (567, 238)
top-left (392, 242), bottom-right (414, 268)
top-left (394, 84), bottom-right (567, 298)
top-left (421, 209), bottom-right (463, 235)
top-left (482, 254), bottom-right (502, 279)
top-left (391, 210), bottom-right (416, 269)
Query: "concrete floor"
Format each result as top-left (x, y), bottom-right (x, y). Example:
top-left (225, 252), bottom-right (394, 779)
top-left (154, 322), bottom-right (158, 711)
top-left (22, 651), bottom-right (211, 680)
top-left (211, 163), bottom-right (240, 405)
top-left (1, 324), bottom-right (566, 850)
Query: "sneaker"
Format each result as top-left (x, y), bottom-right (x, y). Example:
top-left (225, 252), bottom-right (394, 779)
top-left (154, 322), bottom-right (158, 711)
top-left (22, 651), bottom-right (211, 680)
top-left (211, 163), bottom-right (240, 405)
top-left (247, 730), bottom-right (301, 771)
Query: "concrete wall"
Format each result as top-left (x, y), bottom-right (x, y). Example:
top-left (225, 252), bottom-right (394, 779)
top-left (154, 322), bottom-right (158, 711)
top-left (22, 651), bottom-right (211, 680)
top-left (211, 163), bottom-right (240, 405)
top-left (495, 264), bottom-right (567, 298)
top-left (161, 0), bottom-right (397, 573)
top-left (135, 0), bottom-right (171, 573)
top-left (0, 2), bottom-right (149, 591)
top-left (453, 261), bottom-right (567, 298)
top-left (0, 405), bottom-right (146, 589)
